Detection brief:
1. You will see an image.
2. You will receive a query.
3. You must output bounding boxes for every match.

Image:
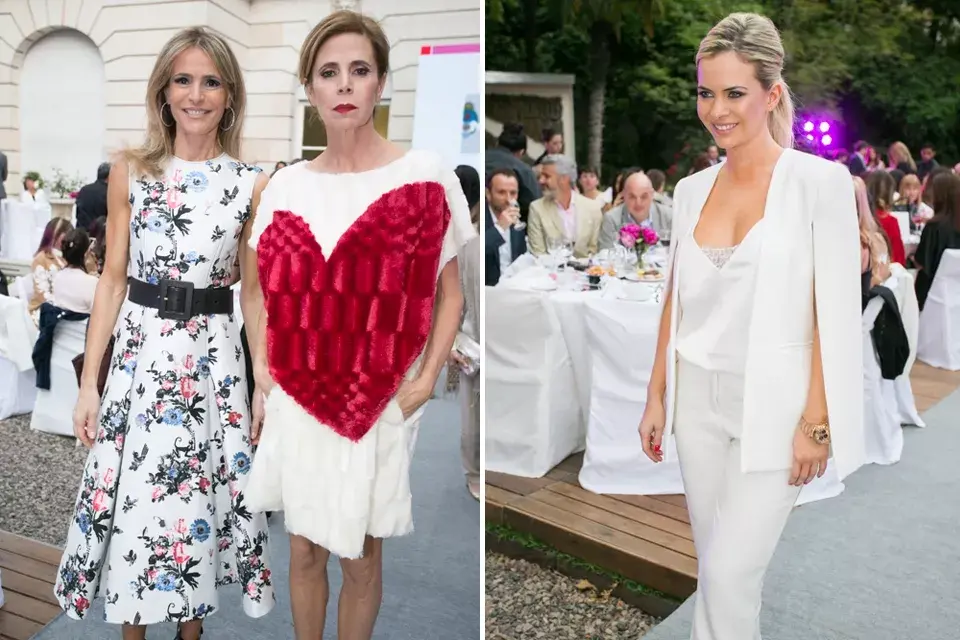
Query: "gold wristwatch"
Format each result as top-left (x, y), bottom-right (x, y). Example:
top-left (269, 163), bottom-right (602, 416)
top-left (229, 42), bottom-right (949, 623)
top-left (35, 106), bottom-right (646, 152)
top-left (799, 416), bottom-right (831, 445)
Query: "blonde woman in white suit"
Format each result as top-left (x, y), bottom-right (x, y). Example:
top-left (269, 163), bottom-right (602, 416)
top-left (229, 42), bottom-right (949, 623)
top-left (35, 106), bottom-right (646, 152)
top-left (637, 13), bottom-right (863, 640)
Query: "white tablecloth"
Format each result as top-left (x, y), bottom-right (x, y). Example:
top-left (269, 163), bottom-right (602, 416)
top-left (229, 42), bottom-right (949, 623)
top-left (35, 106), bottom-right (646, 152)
top-left (0, 200), bottom-right (50, 261)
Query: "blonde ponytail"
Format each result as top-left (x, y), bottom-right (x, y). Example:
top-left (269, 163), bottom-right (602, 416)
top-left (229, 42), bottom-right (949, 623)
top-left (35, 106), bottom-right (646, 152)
top-left (767, 81), bottom-right (795, 149)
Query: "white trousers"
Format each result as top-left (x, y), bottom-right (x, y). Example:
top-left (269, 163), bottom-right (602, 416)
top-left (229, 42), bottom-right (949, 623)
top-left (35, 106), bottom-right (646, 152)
top-left (674, 358), bottom-right (801, 640)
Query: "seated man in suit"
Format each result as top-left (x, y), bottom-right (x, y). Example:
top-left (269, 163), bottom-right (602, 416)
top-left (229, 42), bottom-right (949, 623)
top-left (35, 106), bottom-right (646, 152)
top-left (485, 168), bottom-right (526, 286)
top-left (527, 155), bottom-right (603, 258)
top-left (598, 171), bottom-right (671, 250)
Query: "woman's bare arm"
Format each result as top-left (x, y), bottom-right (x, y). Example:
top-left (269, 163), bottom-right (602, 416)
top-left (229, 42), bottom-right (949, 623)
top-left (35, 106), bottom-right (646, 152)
top-left (239, 172), bottom-right (269, 369)
top-left (646, 285), bottom-right (673, 406)
top-left (80, 162), bottom-right (132, 392)
top-left (415, 259), bottom-right (464, 389)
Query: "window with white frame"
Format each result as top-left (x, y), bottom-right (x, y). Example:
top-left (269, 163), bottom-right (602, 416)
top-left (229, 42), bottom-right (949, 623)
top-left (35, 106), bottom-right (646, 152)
top-left (298, 101), bottom-right (391, 160)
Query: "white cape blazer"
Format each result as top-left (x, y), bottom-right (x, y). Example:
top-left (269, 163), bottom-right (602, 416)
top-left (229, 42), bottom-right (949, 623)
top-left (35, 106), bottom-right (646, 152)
top-left (662, 148), bottom-right (865, 481)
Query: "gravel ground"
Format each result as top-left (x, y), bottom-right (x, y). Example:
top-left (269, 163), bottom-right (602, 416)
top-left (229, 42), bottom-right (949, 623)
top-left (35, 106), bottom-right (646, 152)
top-left (0, 413), bottom-right (88, 546)
top-left (485, 552), bottom-right (659, 640)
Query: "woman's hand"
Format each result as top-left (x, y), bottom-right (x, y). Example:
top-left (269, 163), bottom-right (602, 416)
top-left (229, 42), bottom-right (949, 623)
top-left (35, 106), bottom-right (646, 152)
top-left (73, 386), bottom-right (101, 448)
top-left (790, 426), bottom-right (829, 486)
top-left (448, 350), bottom-right (468, 369)
top-left (251, 361), bottom-right (275, 445)
top-left (638, 398), bottom-right (666, 463)
top-left (396, 378), bottom-right (432, 420)
top-left (251, 386), bottom-right (267, 445)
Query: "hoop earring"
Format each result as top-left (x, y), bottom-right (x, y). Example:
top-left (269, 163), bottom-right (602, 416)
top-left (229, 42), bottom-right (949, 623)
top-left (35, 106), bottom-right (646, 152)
top-left (220, 107), bottom-right (236, 131)
top-left (160, 102), bottom-right (175, 128)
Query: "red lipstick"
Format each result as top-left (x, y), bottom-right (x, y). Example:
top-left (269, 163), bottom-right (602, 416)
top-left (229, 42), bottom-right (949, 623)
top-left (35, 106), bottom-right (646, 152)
top-left (333, 103), bottom-right (357, 113)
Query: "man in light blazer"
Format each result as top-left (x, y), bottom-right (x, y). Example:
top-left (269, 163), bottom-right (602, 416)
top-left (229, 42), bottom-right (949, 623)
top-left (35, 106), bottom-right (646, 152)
top-left (527, 154), bottom-right (603, 258)
top-left (598, 171), bottom-right (672, 250)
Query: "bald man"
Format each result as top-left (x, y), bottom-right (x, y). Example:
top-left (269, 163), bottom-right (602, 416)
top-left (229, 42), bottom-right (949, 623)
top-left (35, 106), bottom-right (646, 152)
top-left (598, 171), bottom-right (673, 250)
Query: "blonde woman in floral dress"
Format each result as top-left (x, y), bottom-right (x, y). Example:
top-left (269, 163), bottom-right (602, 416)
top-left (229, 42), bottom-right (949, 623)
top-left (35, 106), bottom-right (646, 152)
top-left (55, 28), bottom-right (274, 640)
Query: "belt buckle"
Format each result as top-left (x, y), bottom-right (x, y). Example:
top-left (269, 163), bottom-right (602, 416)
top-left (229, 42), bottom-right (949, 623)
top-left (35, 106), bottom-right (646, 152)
top-left (158, 279), bottom-right (194, 321)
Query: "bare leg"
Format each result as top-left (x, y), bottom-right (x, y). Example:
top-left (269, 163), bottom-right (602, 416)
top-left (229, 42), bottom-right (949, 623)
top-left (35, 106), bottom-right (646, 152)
top-left (338, 536), bottom-right (383, 640)
top-left (289, 534), bottom-right (331, 640)
top-left (121, 625), bottom-right (147, 640)
top-left (178, 619), bottom-right (203, 639)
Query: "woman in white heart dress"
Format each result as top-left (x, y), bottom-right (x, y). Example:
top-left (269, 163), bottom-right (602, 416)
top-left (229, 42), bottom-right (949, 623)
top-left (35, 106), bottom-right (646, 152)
top-left (241, 12), bottom-right (475, 638)
top-left (247, 149), bottom-right (473, 551)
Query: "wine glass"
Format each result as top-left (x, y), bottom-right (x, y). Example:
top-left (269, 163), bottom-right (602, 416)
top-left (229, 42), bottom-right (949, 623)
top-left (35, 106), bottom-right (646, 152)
top-left (547, 237), bottom-right (565, 272)
top-left (509, 200), bottom-right (526, 231)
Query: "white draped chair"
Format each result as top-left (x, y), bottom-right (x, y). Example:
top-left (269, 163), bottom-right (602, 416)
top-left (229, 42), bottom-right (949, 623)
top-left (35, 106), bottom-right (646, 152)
top-left (881, 266), bottom-right (925, 427)
top-left (0, 295), bottom-right (38, 420)
top-left (579, 300), bottom-right (684, 495)
top-left (485, 287), bottom-right (583, 477)
top-left (917, 249), bottom-right (960, 370)
top-left (862, 296), bottom-right (903, 465)
top-left (30, 317), bottom-right (88, 437)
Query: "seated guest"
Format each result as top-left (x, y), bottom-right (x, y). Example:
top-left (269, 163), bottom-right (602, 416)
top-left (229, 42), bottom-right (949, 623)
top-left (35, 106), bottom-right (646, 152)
top-left (527, 154), bottom-right (602, 258)
top-left (914, 172), bottom-right (960, 310)
top-left (20, 174), bottom-right (48, 204)
top-left (894, 173), bottom-right (933, 225)
top-left (52, 228), bottom-right (98, 314)
top-left (485, 123), bottom-right (541, 221)
top-left (598, 171), bottom-right (671, 250)
top-left (28, 217), bottom-right (72, 325)
top-left (853, 176), bottom-right (890, 299)
top-left (866, 170), bottom-right (906, 265)
top-left (485, 168), bottom-right (526, 286)
top-left (86, 215), bottom-right (107, 274)
top-left (74, 162), bottom-right (110, 231)
top-left (578, 166), bottom-right (605, 202)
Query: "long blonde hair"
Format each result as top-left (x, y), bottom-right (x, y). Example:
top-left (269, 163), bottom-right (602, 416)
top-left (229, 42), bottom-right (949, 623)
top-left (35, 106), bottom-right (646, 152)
top-left (887, 141), bottom-right (917, 172)
top-left (853, 176), bottom-right (888, 280)
top-left (697, 13), bottom-right (795, 149)
top-left (124, 27), bottom-right (246, 178)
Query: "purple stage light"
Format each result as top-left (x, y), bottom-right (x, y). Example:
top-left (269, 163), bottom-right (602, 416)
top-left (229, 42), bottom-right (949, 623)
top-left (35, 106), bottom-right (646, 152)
top-left (819, 122), bottom-right (830, 133)
top-left (806, 134), bottom-right (814, 141)
top-left (803, 121), bottom-right (814, 133)
top-left (822, 134), bottom-right (832, 145)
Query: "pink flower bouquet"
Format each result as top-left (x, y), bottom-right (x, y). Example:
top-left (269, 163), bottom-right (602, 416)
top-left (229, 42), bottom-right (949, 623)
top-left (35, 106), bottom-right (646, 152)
top-left (619, 222), bottom-right (659, 260)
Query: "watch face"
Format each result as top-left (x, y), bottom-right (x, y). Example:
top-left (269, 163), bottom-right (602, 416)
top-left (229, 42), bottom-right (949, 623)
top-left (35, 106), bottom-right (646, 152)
top-left (814, 427), bottom-right (830, 444)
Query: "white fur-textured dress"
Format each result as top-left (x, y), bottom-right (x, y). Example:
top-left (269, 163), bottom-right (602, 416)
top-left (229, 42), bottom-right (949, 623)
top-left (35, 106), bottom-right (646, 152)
top-left (245, 151), bottom-right (475, 558)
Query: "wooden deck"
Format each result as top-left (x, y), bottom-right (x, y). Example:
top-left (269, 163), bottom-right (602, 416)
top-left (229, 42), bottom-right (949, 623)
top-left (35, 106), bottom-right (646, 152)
top-left (486, 362), bottom-right (960, 600)
top-left (0, 531), bottom-right (62, 640)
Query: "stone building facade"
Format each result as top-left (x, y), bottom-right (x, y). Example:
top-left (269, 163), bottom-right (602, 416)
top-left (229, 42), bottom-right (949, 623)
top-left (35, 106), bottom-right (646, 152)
top-left (0, 0), bottom-right (480, 193)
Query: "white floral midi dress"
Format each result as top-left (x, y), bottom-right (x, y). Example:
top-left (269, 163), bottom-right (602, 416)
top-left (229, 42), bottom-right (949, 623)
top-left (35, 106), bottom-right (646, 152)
top-left (54, 155), bottom-right (275, 625)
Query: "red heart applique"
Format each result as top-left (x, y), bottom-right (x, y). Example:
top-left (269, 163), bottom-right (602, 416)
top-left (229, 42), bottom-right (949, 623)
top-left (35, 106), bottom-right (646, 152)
top-left (257, 181), bottom-right (451, 441)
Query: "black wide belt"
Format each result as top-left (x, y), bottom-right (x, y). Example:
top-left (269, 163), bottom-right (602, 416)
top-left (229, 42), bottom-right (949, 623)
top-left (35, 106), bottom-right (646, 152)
top-left (128, 277), bottom-right (233, 321)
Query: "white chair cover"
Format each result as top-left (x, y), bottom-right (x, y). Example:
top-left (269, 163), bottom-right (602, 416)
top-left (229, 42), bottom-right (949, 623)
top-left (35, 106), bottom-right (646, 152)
top-left (485, 287), bottom-right (583, 477)
top-left (0, 295), bottom-right (37, 420)
top-left (578, 300), bottom-right (684, 495)
top-left (880, 266), bottom-right (925, 426)
top-left (10, 273), bottom-right (32, 300)
top-left (917, 249), bottom-right (960, 370)
top-left (0, 295), bottom-right (38, 370)
top-left (862, 296), bottom-right (903, 465)
top-left (30, 317), bottom-right (88, 437)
